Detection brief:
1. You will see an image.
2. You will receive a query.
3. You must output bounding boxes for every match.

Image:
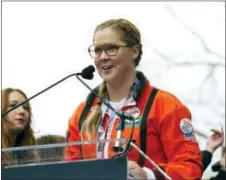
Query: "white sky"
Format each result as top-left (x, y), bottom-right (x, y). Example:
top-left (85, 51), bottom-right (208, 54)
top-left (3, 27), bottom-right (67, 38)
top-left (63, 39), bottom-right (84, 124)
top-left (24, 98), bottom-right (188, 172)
top-left (2, 1), bottom-right (224, 135)
top-left (1, 2), bottom-right (225, 178)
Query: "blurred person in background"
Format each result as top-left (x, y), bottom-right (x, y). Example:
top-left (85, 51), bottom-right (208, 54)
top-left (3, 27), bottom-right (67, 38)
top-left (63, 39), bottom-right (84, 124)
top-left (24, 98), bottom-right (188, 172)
top-left (201, 127), bottom-right (225, 180)
top-left (36, 134), bottom-right (65, 162)
top-left (1, 88), bottom-right (38, 166)
top-left (202, 128), bottom-right (226, 180)
top-left (210, 146), bottom-right (225, 180)
top-left (202, 128), bottom-right (224, 172)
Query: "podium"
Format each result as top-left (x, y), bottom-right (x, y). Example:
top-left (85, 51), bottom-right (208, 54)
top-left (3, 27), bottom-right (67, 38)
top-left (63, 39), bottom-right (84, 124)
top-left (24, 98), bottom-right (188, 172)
top-left (2, 139), bottom-right (128, 180)
top-left (2, 138), bottom-right (172, 180)
top-left (3, 158), bottom-right (127, 180)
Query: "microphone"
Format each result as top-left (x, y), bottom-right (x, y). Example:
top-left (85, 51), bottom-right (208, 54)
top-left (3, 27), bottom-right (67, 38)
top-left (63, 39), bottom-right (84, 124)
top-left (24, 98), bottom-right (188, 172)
top-left (1, 65), bottom-right (95, 117)
top-left (76, 65), bottom-right (95, 80)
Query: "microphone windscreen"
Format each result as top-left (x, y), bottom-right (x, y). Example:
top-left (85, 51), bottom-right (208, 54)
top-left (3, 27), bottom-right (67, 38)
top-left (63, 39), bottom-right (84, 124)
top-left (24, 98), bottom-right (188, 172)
top-left (81, 65), bottom-right (95, 80)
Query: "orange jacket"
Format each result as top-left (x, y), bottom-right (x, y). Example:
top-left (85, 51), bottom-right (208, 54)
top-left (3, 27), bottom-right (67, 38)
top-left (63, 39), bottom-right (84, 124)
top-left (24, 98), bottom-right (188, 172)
top-left (65, 71), bottom-right (202, 180)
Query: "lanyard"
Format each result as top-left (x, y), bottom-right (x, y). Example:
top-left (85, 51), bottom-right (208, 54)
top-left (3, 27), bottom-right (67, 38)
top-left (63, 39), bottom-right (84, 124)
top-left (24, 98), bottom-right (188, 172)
top-left (96, 78), bottom-right (140, 159)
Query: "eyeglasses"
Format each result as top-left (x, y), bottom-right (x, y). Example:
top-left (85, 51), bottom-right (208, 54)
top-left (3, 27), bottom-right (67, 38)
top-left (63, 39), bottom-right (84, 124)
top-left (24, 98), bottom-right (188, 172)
top-left (88, 44), bottom-right (132, 59)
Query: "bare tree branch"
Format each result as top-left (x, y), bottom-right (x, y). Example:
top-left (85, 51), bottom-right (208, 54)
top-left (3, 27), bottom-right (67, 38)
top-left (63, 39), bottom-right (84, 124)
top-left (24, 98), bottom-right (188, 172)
top-left (152, 47), bottom-right (174, 63)
top-left (150, 5), bottom-right (224, 138)
top-left (151, 40), bottom-right (225, 68)
top-left (197, 65), bottom-right (215, 91)
top-left (173, 61), bottom-right (225, 67)
top-left (153, 45), bottom-right (225, 68)
top-left (164, 4), bottom-right (225, 60)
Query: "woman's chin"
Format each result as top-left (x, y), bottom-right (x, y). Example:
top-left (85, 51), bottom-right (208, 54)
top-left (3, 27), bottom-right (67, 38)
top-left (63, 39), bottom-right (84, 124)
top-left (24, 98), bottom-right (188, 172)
top-left (101, 72), bottom-right (116, 83)
top-left (12, 125), bottom-right (25, 134)
top-left (103, 77), bottom-right (114, 84)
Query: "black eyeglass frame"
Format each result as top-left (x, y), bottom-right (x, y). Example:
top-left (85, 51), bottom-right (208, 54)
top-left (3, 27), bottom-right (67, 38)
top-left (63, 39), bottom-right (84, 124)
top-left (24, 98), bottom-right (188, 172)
top-left (88, 44), bottom-right (135, 58)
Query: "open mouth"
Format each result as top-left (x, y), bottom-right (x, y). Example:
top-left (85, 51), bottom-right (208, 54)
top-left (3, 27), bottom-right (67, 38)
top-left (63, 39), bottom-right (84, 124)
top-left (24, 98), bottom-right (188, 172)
top-left (102, 65), bottom-right (113, 71)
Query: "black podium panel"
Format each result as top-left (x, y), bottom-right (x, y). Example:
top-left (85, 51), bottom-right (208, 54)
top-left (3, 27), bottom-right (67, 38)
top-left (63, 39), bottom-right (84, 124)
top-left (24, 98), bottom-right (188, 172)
top-left (2, 158), bottom-right (127, 180)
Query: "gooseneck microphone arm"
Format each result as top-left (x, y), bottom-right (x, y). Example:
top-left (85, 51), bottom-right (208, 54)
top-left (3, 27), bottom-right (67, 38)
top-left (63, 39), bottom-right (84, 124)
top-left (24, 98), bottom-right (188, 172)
top-left (75, 75), bottom-right (130, 121)
top-left (1, 65), bottom-right (95, 117)
top-left (1, 73), bottom-right (77, 117)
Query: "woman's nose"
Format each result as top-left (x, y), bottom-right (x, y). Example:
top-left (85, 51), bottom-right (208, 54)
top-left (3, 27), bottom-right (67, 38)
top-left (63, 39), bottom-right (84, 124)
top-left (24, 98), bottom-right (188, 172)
top-left (16, 106), bottom-right (25, 114)
top-left (99, 50), bottom-right (110, 60)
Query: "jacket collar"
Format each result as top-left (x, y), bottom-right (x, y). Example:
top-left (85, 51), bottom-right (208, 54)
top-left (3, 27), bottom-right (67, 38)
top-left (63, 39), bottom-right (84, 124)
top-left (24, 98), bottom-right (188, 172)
top-left (90, 70), bottom-right (148, 107)
top-left (100, 71), bottom-right (148, 115)
top-left (133, 71), bottom-right (148, 102)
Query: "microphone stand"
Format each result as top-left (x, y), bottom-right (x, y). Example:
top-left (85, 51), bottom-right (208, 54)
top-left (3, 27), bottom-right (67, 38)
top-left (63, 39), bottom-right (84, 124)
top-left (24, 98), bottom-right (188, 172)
top-left (128, 141), bottom-right (172, 180)
top-left (2, 73), bottom-right (78, 117)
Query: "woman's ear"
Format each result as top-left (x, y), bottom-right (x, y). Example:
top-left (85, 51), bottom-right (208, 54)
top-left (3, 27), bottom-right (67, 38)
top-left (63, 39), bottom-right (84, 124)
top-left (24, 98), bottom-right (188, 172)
top-left (131, 45), bottom-right (139, 60)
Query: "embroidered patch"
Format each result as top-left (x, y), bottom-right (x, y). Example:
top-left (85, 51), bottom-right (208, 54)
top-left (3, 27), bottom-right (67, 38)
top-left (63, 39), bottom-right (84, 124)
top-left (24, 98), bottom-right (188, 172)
top-left (180, 118), bottom-right (195, 140)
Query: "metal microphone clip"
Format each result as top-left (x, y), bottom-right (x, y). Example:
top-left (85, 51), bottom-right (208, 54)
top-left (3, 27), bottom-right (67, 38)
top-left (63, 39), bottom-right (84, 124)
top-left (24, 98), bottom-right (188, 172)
top-left (112, 112), bottom-right (134, 153)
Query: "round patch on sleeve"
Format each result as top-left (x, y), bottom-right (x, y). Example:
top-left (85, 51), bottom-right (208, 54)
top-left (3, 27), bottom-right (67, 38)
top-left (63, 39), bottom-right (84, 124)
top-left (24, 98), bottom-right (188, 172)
top-left (180, 118), bottom-right (194, 139)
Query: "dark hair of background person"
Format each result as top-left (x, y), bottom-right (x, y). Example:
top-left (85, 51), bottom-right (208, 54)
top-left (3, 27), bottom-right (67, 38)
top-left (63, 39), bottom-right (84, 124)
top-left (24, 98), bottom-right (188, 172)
top-left (36, 134), bottom-right (66, 162)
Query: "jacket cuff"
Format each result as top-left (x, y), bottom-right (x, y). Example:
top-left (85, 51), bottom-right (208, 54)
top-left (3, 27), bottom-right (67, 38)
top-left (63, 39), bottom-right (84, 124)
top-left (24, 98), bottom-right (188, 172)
top-left (143, 167), bottom-right (156, 180)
